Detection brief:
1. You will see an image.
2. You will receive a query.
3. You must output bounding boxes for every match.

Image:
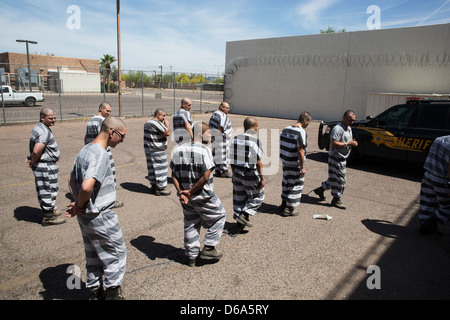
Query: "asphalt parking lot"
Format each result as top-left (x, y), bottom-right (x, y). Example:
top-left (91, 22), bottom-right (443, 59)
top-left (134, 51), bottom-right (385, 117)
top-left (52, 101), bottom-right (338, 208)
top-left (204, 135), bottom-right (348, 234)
top-left (0, 111), bottom-right (449, 302)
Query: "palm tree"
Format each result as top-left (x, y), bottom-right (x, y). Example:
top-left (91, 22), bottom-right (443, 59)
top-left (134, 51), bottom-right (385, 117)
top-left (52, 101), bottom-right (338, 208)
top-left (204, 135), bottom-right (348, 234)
top-left (100, 54), bottom-right (117, 92)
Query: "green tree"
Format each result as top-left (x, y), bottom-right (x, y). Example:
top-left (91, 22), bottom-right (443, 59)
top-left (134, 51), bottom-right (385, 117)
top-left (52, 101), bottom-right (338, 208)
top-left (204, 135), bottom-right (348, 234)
top-left (190, 74), bottom-right (204, 84)
top-left (214, 76), bottom-right (224, 84)
top-left (100, 54), bottom-right (117, 92)
top-left (320, 26), bottom-right (346, 33)
top-left (110, 66), bottom-right (118, 82)
top-left (124, 70), bottom-right (153, 87)
top-left (177, 73), bottom-right (190, 84)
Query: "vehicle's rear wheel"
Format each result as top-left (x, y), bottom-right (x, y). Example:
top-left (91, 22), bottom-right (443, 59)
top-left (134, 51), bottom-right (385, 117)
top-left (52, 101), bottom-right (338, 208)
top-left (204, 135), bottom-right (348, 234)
top-left (24, 97), bottom-right (36, 107)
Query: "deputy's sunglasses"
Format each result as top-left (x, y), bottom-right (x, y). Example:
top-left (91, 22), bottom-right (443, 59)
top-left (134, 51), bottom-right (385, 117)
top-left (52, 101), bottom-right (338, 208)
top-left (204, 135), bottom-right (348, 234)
top-left (110, 128), bottom-right (125, 139)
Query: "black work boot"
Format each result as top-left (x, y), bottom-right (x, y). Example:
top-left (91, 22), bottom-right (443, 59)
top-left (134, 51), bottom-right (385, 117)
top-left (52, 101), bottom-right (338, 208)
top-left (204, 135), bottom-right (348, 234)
top-left (331, 197), bottom-right (346, 210)
top-left (237, 212), bottom-right (253, 227)
top-left (186, 257), bottom-right (196, 267)
top-left (279, 200), bottom-right (286, 212)
top-left (420, 216), bottom-right (441, 236)
top-left (229, 223), bottom-right (245, 237)
top-left (42, 209), bottom-right (66, 226)
top-left (155, 188), bottom-right (171, 196)
top-left (105, 286), bottom-right (124, 300)
top-left (282, 206), bottom-right (299, 217)
top-left (313, 187), bottom-right (326, 201)
top-left (112, 201), bottom-right (124, 209)
top-left (200, 245), bottom-right (223, 260)
top-left (89, 286), bottom-right (105, 300)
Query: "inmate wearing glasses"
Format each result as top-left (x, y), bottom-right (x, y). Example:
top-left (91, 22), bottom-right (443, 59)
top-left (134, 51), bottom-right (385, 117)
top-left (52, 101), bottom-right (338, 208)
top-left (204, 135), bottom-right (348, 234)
top-left (111, 128), bottom-right (125, 139)
top-left (66, 116), bottom-right (127, 300)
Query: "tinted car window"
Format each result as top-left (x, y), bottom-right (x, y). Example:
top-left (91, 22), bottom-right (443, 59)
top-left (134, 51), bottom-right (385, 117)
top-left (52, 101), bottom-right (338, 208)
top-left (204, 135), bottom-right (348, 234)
top-left (416, 105), bottom-right (449, 130)
top-left (377, 106), bottom-right (416, 127)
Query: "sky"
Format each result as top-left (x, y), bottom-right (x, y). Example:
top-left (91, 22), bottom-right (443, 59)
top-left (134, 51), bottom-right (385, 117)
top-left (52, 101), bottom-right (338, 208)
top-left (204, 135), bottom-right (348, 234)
top-left (1, 0), bottom-right (450, 74)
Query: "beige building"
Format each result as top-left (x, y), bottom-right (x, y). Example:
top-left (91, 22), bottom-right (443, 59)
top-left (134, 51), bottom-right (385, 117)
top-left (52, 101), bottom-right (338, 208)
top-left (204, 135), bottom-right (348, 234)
top-left (0, 52), bottom-right (99, 74)
top-left (0, 52), bottom-right (100, 92)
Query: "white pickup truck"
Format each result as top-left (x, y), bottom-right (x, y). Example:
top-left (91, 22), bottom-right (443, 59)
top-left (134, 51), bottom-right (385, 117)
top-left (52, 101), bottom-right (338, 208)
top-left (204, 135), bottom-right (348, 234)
top-left (0, 85), bottom-right (44, 107)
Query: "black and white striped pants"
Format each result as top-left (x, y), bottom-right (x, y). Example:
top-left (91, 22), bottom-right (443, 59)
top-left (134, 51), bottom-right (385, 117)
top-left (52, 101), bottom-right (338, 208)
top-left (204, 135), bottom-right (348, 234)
top-left (322, 155), bottom-right (346, 198)
top-left (32, 161), bottom-right (58, 211)
top-left (419, 171), bottom-right (450, 223)
top-left (182, 194), bottom-right (226, 258)
top-left (212, 136), bottom-right (230, 173)
top-left (232, 169), bottom-right (265, 219)
top-left (281, 164), bottom-right (305, 207)
top-left (77, 210), bottom-right (127, 290)
top-left (145, 150), bottom-right (168, 190)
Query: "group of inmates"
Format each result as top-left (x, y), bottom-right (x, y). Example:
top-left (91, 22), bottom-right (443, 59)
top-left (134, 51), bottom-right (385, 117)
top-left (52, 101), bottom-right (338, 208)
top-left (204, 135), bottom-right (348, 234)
top-left (26, 99), bottom-right (450, 300)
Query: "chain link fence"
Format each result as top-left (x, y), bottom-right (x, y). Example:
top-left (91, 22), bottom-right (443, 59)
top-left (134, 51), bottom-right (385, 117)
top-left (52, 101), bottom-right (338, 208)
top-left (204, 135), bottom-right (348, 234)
top-left (0, 62), bottom-right (224, 124)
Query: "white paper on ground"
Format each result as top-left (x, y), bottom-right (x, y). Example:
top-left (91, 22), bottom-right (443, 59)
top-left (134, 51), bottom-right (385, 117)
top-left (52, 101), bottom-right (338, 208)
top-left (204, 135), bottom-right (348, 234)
top-left (312, 214), bottom-right (332, 221)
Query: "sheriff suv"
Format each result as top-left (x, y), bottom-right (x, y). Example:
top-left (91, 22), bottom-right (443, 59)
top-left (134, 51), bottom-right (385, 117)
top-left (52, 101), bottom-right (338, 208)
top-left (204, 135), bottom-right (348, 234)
top-left (318, 99), bottom-right (450, 164)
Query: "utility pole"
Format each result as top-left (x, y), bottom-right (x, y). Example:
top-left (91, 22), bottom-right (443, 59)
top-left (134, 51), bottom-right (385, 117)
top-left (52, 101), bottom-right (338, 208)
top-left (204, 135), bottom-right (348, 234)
top-left (16, 39), bottom-right (37, 92)
top-left (159, 65), bottom-right (163, 90)
top-left (116, 0), bottom-right (123, 117)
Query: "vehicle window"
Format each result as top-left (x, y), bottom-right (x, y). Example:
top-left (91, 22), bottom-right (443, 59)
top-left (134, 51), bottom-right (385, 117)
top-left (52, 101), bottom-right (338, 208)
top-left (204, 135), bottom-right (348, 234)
top-left (2, 87), bottom-right (9, 93)
top-left (416, 105), bottom-right (449, 130)
top-left (377, 106), bottom-right (416, 127)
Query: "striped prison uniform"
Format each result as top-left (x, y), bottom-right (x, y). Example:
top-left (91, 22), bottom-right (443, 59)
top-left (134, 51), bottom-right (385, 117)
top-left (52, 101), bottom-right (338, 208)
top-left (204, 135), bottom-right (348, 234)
top-left (170, 142), bottom-right (226, 259)
top-left (321, 122), bottom-right (353, 198)
top-left (280, 125), bottom-right (307, 208)
top-left (173, 108), bottom-right (193, 144)
top-left (209, 110), bottom-right (232, 173)
top-left (419, 135), bottom-right (450, 223)
top-left (70, 143), bottom-right (126, 290)
top-left (144, 119), bottom-right (169, 190)
top-left (84, 115), bottom-right (117, 189)
top-left (29, 122), bottom-right (60, 211)
top-left (84, 115), bottom-right (105, 144)
top-left (230, 132), bottom-right (265, 220)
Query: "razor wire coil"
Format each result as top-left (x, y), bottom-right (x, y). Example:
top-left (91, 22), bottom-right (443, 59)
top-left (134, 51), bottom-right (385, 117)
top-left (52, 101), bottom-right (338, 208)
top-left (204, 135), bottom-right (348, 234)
top-left (225, 51), bottom-right (450, 74)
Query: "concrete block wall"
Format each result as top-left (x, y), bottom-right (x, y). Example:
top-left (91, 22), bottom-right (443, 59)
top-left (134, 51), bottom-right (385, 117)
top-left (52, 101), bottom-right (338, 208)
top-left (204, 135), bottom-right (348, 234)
top-left (224, 24), bottom-right (450, 122)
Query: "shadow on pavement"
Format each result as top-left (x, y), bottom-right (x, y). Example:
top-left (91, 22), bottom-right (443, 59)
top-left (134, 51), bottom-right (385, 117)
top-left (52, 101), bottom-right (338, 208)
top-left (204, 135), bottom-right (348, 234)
top-left (307, 151), bottom-right (424, 182)
top-left (39, 264), bottom-right (88, 300)
top-left (121, 182), bottom-right (152, 194)
top-left (325, 199), bottom-right (450, 299)
top-left (13, 206), bottom-right (42, 224)
top-left (130, 235), bottom-right (185, 264)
